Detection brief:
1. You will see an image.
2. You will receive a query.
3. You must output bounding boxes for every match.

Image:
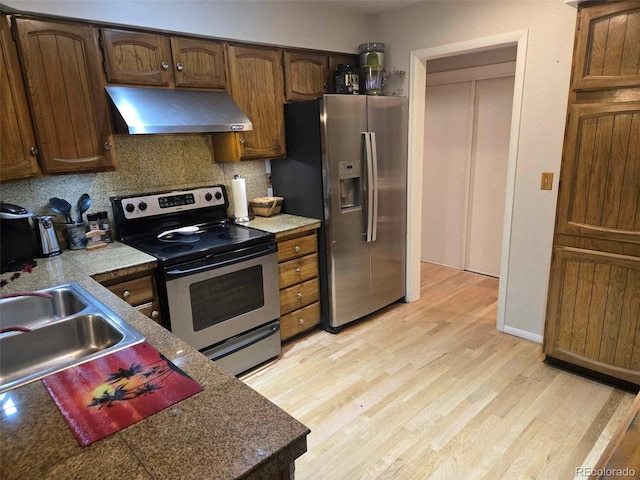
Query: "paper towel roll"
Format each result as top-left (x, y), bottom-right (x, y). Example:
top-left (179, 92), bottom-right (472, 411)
top-left (231, 176), bottom-right (249, 218)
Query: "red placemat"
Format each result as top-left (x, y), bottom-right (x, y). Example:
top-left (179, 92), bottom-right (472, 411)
top-left (43, 341), bottom-right (203, 446)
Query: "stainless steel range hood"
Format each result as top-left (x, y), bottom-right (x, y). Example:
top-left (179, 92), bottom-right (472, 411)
top-left (105, 86), bottom-right (252, 134)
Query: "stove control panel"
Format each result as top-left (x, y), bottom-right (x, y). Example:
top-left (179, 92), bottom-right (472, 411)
top-left (118, 186), bottom-right (227, 219)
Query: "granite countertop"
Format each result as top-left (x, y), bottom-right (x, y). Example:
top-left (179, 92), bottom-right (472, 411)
top-left (245, 214), bottom-right (321, 238)
top-left (0, 243), bottom-right (309, 479)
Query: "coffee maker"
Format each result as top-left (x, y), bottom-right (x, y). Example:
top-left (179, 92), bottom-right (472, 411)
top-left (0, 202), bottom-right (37, 273)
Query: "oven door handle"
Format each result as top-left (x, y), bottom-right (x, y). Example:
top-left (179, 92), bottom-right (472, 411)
top-left (166, 243), bottom-right (276, 279)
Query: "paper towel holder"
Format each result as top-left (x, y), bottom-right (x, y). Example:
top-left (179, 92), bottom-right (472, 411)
top-left (230, 174), bottom-right (254, 223)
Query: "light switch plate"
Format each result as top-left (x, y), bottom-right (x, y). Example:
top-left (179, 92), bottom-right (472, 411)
top-left (541, 172), bottom-right (553, 190)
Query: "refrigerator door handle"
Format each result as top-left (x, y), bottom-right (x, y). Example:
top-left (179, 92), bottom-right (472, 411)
top-left (370, 131), bottom-right (379, 242)
top-left (362, 132), bottom-right (374, 243)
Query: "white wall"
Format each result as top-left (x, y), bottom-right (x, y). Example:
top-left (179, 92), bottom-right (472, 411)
top-left (374, 1), bottom-right (577, 338)
top-left (0, 0), bottom-right (371, 53)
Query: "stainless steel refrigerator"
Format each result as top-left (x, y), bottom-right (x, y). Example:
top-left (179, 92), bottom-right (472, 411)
top-left (271, 95), bottom-right (407, 331)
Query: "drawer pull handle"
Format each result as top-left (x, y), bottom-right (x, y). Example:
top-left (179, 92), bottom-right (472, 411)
top-left (294, 245), bottom-right (300, 253)
top-left (151, 310), bottom-right (159, 319)
top-left (298, 318), bottom-right (305, 325)
top-left (297, 292), bottom-right (303, 300)
top-left (295, 267), bottom-right (301, 275)
top-left (123, 290), bottom-right (130, 299)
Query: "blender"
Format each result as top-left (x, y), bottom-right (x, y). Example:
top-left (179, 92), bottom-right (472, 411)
top-left (359, 43), bottom-right (386, 95)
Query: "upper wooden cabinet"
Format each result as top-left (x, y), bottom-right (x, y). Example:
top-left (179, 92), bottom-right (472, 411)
top-left (14, 18), bottom-right (115, 174)
top-left (0, 17), bottom-right (40, 182)
top-left (213, 45), bottom-right (286, 162)
top-left (283, 50), bottom-right (329, 101)
top-left (101, 29), bottom-right (226, 89)
top-left (572, 0), bottom-right (640, 91)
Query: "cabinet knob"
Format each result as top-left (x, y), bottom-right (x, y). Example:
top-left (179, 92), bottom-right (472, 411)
top-left (239, 136), bottom-right (246, 145)
top-left (297, 292), bottom-right (303, 300)
top-left (294, 245), bottom-right (300, 253)
top-left (298, 318), bottom-right (305, 325)
top-left (176, 62), bottom-right (184, 72)
top-left (295, 267), bottom-right (301, 275)
top-left (29, 146), bottom-right (39, 156)
top-left (104, 142), bottom-right (112, 151)
top-left (123, 290), bottom-right (130, 299)
top-left (151, 310), bottom-right (159, 319)
top-left (161, 61), bottom-right (169, 70)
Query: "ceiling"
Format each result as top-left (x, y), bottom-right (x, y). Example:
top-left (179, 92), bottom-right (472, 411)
top-left (309, 0), bottom-right (425, 15)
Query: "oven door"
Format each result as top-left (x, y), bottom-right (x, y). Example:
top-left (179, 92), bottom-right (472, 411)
top-left (164, 242), bottom-right (280, 351)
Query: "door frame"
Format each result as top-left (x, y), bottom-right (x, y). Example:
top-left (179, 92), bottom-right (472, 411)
top-left (406, 30), bottom-right (529, 336)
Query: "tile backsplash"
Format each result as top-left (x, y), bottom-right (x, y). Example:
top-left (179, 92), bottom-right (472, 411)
top-left (1, 134), bottom-right (268, 245)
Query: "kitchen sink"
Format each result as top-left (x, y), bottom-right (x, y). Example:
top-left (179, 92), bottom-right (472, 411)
top-left (0, 286), bottom-right (87, 330)
top-left (0, 283), bottom-right (145, 393)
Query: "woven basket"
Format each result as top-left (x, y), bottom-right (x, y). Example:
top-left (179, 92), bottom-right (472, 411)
top-left (249, 196), bottom-right (283, 217)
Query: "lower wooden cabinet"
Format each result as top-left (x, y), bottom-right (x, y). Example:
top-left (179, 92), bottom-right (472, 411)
top-left (94, 266), bottom-right (162, 325)
top-left (277, 230), bottom-right (320, 342)
top-left (544, 247), bottom-right (640, 385)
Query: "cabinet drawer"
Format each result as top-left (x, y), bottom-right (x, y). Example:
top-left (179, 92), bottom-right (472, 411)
top-left (278, 233), bottom-right (317, 262)
top-left (138, 301), bottom-right (162, 324)
top-left (279, 253), bottom-right (318, 289)
top-left (280, 278), bottom-right (319, 315)
top-left (107, 275), bottom-right (154, 306)
top-left (280, 302), bottom-right (320, 341)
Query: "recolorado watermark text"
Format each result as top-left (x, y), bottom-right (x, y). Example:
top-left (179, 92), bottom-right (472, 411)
top-left (575, 467), bottom-right (636, 478)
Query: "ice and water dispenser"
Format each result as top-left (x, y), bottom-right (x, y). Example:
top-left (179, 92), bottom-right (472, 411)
top-left (339, 160), bottom-right (361, 210)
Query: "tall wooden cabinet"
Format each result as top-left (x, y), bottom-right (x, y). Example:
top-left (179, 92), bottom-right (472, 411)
top-left (212, 45), bottom-right (286, 162)
top-left (543, 0), bottom-right (640, 385)
top-left (0, 17), bottom-right (39, 182)
top-left (13, 18), bottom-right (115, 174)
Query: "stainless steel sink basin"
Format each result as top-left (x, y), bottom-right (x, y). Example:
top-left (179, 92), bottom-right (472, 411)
top-left (0, 286), bottom-right (87, 329)
top-left (0, 283), bottom-right (145, 393)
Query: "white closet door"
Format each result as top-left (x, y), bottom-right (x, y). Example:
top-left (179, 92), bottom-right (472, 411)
top-left (422, 81), bottom-right (473, 268)
top-left (465, 76), bottom-right (514, 277)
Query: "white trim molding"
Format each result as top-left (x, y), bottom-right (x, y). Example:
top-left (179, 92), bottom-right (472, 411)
top-left (407, 30), bottom-right (530, 341)
top-left (503, 325), bottom-right (543, 344)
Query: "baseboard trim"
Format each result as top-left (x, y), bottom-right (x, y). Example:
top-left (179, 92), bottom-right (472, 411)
top-left (502, 325), bottom-right (543, 344)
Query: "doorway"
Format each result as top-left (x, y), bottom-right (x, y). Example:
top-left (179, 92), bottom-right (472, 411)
top-left (406, 30), bottom-right (529, 336)
top-left (422, 61), bottom-right (515, 278)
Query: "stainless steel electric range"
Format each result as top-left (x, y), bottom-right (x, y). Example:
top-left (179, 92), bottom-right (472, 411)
top-left (111, 185), bottom-right (281, 375)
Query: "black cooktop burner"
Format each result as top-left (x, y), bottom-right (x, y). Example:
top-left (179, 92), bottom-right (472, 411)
top-left (158, 235), bottom-right (200, 243)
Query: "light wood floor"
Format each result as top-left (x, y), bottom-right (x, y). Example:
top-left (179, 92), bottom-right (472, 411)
top-left (242, 263), bottom-right (636, 480)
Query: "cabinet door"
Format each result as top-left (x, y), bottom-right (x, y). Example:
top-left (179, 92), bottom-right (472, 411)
top-left (573, 0), bottom-right (640, 91)
top-left (544, 247), bottom-right (640, 384)
top-left (0, 17), bottom-right (40, 181)
top-left (225, 45), bottom-right (286, 160)
top-left (283, 50), bottom-right (329, 101)
top-left (101, 28), bottom-right (173, 86)
top-left (14, 19), bottom-right (114, 174)
top-left (170, 37), bottom-right (226, 89)
top-left (556, 102), bottom-right (640, 245)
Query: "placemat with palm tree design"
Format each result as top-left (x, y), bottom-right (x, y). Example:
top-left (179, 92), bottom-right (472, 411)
top-left (43, 341), bottom-right (203, 446)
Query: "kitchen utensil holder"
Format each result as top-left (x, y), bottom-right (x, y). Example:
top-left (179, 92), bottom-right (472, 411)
top-left (65, 223), bottom-right (87, 250)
